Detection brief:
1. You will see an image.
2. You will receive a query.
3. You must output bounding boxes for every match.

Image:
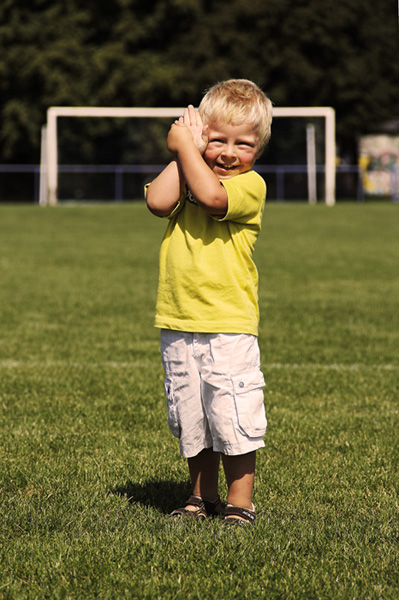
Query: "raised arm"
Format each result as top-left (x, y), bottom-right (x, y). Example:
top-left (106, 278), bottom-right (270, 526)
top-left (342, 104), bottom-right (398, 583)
top-left (146, 159), bottom-right (184, 217)
top-left (168, 107), bottom-right (228, 216)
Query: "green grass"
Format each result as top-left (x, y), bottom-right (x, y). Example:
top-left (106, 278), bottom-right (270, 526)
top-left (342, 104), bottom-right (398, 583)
top-left (0, 202), bottom-right (398, 599)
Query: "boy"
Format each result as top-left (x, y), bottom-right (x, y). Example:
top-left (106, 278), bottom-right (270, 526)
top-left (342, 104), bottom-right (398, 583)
top-left (146, 79), bottom-right (272, 525)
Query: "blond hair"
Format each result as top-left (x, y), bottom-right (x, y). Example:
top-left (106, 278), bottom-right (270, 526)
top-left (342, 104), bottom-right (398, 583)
top-left (199, 79), bottom-right (272, 151)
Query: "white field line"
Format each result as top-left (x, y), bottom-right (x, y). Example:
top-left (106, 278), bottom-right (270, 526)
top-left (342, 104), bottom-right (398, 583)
top-left (265, 363), bottom-right (399, 371)
top-left (0, 360), bottom-right (398, 371)
top-left (0, 360), bottom-right (148, 369)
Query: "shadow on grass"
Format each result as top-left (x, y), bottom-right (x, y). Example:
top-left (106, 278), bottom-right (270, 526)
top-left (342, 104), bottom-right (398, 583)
top-left (109, 480), bottom-right (191, 514)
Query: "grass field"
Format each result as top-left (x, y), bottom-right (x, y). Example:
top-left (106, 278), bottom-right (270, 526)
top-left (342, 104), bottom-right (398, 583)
top-left (0, 202), bottom-right (398, 599)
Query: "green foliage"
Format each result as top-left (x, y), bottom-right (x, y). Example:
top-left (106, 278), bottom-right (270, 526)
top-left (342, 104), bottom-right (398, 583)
top-left (0, 0), bottom-right (398, 163)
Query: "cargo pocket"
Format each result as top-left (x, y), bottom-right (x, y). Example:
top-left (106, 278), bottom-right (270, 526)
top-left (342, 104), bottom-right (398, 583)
top-left (164, 377), bottom-right (180, 438)
top-left (231, 370), bottom-right (267, 437)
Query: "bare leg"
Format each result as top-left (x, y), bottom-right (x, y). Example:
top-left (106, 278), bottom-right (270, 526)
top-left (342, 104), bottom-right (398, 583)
top-left (222, 450), bottom-right (256, 509)
top-left (187, 447), bottom-right (220, 503)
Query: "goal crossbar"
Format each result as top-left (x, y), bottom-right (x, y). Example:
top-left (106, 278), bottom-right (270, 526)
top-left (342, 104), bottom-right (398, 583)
top-left (43, 106), bottom-right (336, 206)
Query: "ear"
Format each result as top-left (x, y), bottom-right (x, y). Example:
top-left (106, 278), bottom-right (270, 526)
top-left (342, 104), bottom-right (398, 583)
top-left (255, 146), bottom-right (264, 160)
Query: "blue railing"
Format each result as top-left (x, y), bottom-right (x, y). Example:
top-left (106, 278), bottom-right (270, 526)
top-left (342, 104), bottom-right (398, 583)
top-left (1, 164), bottom-right (398, 203)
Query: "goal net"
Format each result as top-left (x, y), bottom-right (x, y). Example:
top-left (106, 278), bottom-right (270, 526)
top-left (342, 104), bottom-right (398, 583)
top-left (40, 106), bottom-right (335, 206)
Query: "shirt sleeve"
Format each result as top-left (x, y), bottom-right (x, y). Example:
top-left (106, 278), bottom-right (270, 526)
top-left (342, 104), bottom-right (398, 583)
top-left (144, 183), bottom-right (186, 219)
top-left (215, 171), bottom-right (266, 225)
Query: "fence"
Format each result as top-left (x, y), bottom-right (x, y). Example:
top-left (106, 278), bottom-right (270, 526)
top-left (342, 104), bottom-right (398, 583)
top-left (0, 164), bottom-right (398, 203)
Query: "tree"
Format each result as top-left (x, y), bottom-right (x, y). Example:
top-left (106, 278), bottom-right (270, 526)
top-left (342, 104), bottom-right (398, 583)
top-left (0, 0), bottom-right (398, 164)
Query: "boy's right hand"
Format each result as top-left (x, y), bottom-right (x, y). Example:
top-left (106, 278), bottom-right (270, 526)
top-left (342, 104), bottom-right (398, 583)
top-left (167, 121), bottom-right (195, 155)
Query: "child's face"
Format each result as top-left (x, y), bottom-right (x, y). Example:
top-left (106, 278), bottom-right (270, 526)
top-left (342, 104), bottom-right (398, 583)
top-left (203, 121), bottom-right (261, 180)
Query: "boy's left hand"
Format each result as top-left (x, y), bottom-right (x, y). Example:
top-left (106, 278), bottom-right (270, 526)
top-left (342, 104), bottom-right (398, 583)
top-left (182, 105), bottom-right (208, 155)
top-left (167, 105), bottom-right (208, 155)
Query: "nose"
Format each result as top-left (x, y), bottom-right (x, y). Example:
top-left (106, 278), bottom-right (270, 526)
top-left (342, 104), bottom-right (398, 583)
top-left (221, 143), bottom-right (236, 160)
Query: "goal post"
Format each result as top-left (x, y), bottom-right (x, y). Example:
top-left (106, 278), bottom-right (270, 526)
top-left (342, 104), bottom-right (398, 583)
top-left (42, 106), bottom-right (335, 206)
top-left (43, 107), bottom-right (184, 207)
top-left (272, 107), bottom-right (336, 206)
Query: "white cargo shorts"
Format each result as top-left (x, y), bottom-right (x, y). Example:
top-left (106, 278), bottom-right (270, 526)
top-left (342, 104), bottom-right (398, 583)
top-left (160, 330), bottom-right (267, 458)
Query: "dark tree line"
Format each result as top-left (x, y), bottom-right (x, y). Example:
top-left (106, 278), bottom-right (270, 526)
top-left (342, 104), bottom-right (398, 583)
top-left (0, 0), bottom-right (398, 164)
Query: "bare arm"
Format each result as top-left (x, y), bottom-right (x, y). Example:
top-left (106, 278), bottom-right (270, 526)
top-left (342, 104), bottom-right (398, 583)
top-left (168, 108), bottom-right (228, 216)
top-left (147, 106), bottom-right (228, 217)
top-left (146, 159), bottom-right (184, 217)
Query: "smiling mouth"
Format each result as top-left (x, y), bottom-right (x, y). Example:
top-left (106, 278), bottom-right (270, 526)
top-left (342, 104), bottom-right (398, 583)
top-left (216, 163), bottom-right (238, 171)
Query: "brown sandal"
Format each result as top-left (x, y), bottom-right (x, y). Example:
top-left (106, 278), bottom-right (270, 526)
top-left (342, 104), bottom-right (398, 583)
top-left (170, 495), bottom-right (223, 520)
top-left (224, 504), bottom-right (256, 526)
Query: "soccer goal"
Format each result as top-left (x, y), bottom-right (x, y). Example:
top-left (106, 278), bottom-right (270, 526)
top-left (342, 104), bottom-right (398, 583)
top-left (40, 106), bottom-right (335, 206)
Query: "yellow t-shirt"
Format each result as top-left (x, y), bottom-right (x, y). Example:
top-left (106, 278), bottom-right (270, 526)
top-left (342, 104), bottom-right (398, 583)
top-left (155, 169), bottom-right (266, 335)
